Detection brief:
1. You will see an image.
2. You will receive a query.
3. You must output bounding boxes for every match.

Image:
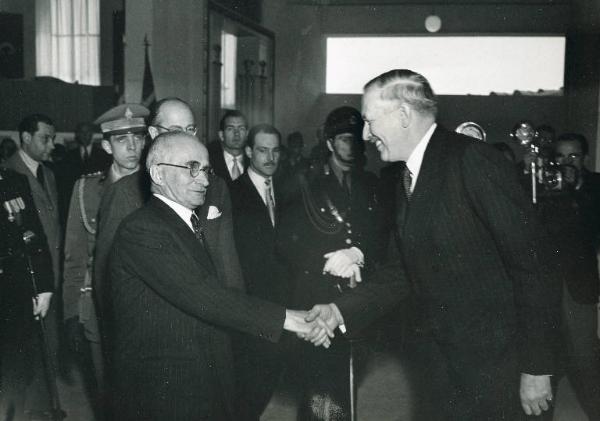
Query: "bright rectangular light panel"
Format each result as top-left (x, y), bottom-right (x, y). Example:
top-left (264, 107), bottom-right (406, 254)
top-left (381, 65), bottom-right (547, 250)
top-left (326, 36), bottom-right (565, 95)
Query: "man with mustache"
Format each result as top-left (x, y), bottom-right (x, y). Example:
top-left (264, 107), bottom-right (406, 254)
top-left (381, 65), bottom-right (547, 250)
top-left (229, 124), bottom-right (290, 420)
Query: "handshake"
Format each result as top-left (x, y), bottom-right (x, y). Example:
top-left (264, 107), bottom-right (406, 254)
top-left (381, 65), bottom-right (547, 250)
top-left (284, 304), bottom-right (345, 349)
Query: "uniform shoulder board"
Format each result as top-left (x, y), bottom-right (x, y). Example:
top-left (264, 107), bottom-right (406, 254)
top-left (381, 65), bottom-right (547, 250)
top-left (81, 170), bottom-right (104, 179)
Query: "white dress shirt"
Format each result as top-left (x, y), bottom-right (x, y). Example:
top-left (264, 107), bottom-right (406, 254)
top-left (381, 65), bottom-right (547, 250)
top-left (247, 167), bottom-right (274, 207)
top-left (223, 150), bottom-right (245, 179)
top-left (19, 149), bottom-right (40, 177)
top-left (405, 123), bottom-right (437, 193)
top-left (154, 194), bottom-right (195, 232)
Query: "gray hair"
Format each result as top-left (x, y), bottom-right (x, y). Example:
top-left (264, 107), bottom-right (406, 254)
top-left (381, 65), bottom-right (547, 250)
top-left (146, 131), bottom-right (199, 172)
top-left (364, 69), bottom-right (438, 117)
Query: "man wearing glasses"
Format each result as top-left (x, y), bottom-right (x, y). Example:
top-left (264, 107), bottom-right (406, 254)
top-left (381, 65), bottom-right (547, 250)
top-left (108, 131), bottom-right (332, 420)
top-left (62, 103), bottom-right (149, 415)
top-left (93, 98), bottom-right (246, 351)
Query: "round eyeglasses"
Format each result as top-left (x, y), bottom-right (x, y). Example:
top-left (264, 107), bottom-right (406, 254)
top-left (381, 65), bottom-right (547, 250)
top-left (156, 161), bottom-right (214, 178)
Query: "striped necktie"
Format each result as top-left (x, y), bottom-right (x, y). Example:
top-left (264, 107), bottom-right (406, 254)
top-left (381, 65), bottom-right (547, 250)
top-left (265, 178), bottom-right (276, 226)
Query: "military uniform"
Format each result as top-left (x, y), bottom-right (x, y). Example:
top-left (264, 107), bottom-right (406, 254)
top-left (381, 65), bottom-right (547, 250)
top-left (277, 105), bottom-right (382, 421)
top-left (0, 167), bottom-right (54, 420)
top-left (63, 170), bottom-right (118, 393)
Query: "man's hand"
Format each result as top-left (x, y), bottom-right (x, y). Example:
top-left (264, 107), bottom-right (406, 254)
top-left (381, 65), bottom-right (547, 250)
top-left (284, 309), bottom-right (334, 348)
top-left (303, 303), bottom-right (345, 347)
top-left (32, 292), bottom-right (52, 319)
top-left (520, 373), bottom-right (553, 416)
top-left (322, 248), bottom-right (363, 283)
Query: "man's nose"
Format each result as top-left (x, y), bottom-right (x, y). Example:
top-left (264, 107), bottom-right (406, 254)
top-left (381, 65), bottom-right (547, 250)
top-left (362, 123), bottom-right (371, 141)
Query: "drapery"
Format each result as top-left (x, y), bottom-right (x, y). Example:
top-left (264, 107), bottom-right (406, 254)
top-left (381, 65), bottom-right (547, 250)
top-left (35, 0), bottom-right (100, 85)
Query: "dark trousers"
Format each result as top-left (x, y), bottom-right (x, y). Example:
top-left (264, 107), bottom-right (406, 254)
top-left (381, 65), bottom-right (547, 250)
top-left (234, 335), bottom-right (284, 421)
top-left (402, 328), bottom-right (550, 421)
top-left (557, 285), bottom-right (600, 421)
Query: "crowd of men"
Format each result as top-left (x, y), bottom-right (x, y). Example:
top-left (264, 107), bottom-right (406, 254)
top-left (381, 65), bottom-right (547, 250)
top-left (0, 69), bottom-right (599, 421)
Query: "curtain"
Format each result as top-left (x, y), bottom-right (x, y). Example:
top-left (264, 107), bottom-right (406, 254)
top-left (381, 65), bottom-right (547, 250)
top-left (36, 0), bottom-right (100, 85)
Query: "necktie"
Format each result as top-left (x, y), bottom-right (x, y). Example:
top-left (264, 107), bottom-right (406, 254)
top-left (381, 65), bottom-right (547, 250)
top-left (190, 211), bottom-right (206, 245)
top-left (403, 165), bottom-right (413, 201)
top-left (82, 146), bottom-right (89, 162)
top-left (231, 156), bottom-right (241, 180)
top-left (36, 164), bottom-right (46, 190)
top-left (265, 178), bottom-right (276, 226)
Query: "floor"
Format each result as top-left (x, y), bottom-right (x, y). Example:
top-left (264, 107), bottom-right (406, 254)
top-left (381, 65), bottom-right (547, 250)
top-left (56, 344), bottom-right (589, 421)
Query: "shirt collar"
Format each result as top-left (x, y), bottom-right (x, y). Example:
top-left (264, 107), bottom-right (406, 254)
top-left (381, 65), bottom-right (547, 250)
top-left (247, 166), bottom-right (273, 202)
top-left (405, 122), bottom-right (437, 186)
top-left (223, 149), bottom-right (242, 164)
top-left (19, 149), bottom-right (40, 176)
top-left (154, 193), bottom-right (195, 231)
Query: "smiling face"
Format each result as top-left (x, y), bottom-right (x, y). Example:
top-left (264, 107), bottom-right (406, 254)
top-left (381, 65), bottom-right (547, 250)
top-left (361, 88), bottom-right (410, 162)
top-left (157, 136), bottom-right (210, 209)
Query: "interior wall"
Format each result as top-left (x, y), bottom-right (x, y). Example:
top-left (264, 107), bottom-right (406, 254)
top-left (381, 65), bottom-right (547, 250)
top-left (261, 2), bottom-right (576, 167)
top-left (0, 0), bottom-right (36, 79)
top-left (125, 0), bottom-right (208, 141)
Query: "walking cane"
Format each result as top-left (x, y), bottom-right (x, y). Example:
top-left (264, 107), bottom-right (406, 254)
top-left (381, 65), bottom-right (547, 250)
top-left (349, 339), bottom-right (356, 421)
top-left (23, 231), bottom-right (67, 421)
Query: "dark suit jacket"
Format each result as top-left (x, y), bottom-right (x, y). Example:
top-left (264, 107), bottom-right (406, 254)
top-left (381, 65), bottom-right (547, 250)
top-left (94, 172), bottom-right (245, 324)
top-left (334, 126), bottom-right (561, 375)
top-left (230, 172), bottom-right (289, 305)
top-left (109, 196), bottom-right (285, 420)
top-left (3, 152), bottom-right (62, 287)
top-left (208, 141), bottom-right (248, 185)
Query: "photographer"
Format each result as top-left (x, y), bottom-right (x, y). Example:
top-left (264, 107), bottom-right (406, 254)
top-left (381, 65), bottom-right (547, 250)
top-left (534, 132), bottom-right (600, 421)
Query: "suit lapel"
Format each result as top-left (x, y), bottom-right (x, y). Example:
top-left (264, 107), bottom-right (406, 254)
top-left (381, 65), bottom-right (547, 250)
top-left (242, 173), bottom-right (275, 229)
top-left (402, 126), bottom-right (450, 237)
top-left (150, 197), bottom-right (216, 276)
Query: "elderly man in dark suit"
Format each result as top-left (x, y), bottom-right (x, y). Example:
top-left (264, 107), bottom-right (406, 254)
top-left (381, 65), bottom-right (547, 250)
top-left (306, 69), bottom-right (561, 421)
top-left (108, 131), bottom-right (331, 421)
top-left (230, 123), bottom-right (290, 420)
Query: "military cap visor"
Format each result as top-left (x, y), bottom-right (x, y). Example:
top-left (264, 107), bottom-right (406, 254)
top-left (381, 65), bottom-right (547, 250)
top-left (94, 104), bottom-right (150, 136)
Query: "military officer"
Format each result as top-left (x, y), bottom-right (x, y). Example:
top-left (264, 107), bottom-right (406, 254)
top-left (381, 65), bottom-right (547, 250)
top-left (62, 104), bottom-right (148, 413)
top-left (0, 167), bottom-right (54, 420)
top-left (277, 106), bottom-right (382, 420)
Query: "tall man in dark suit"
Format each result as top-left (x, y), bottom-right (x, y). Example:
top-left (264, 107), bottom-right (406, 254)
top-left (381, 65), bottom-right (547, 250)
top-left (305, 69), bottom-right (561, 421)
top-left (208, 110), bottom-right (249, 184)
top-left (0, 167), bottom-right (54, 421)
top-left (2, 114), bottom-right (64, 416)
top-left (230, 124), bottom-right (289, 420)
top-left (108, 131), bottom-right (332, 421)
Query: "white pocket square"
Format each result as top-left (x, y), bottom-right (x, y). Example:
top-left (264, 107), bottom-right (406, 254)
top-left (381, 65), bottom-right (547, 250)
top-left (207, 206), bottom-right (222, 220)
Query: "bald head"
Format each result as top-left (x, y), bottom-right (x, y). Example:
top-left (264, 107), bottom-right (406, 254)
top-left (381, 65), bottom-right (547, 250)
top-left (148, 98), bottom-right (196, 140)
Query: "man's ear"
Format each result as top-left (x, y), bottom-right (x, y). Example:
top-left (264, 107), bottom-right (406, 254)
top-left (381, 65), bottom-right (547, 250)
top-left (101, 139), bottom-right (113, 155)
top-left (21, 132), bottom-right (32, 146)
top-left (218, 131), bottom-right (224, 143)
top-left (149, 165), bottom-right (163, 186)
top-left (148, 126), bottom-right (159, 140)
top-left (245, 145), bottom-right (253, 159)
top-left (398, 104), bottom-right (411, 129)
top-left (326, 139), bottom-right (334, 153)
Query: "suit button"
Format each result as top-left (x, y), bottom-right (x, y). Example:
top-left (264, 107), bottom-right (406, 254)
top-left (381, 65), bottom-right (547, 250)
top-left (347, 229), bottom-right (352, 234)
top-left (345, 239), bottom-right (352, 245)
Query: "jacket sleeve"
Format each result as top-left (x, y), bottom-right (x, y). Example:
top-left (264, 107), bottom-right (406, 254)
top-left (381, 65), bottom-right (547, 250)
top-left (62, 179), bottom-right (87, 320)
top-left (461, 142), bottom-right (561, 375)
top-left (110, 216), bottom-right (285, 343)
